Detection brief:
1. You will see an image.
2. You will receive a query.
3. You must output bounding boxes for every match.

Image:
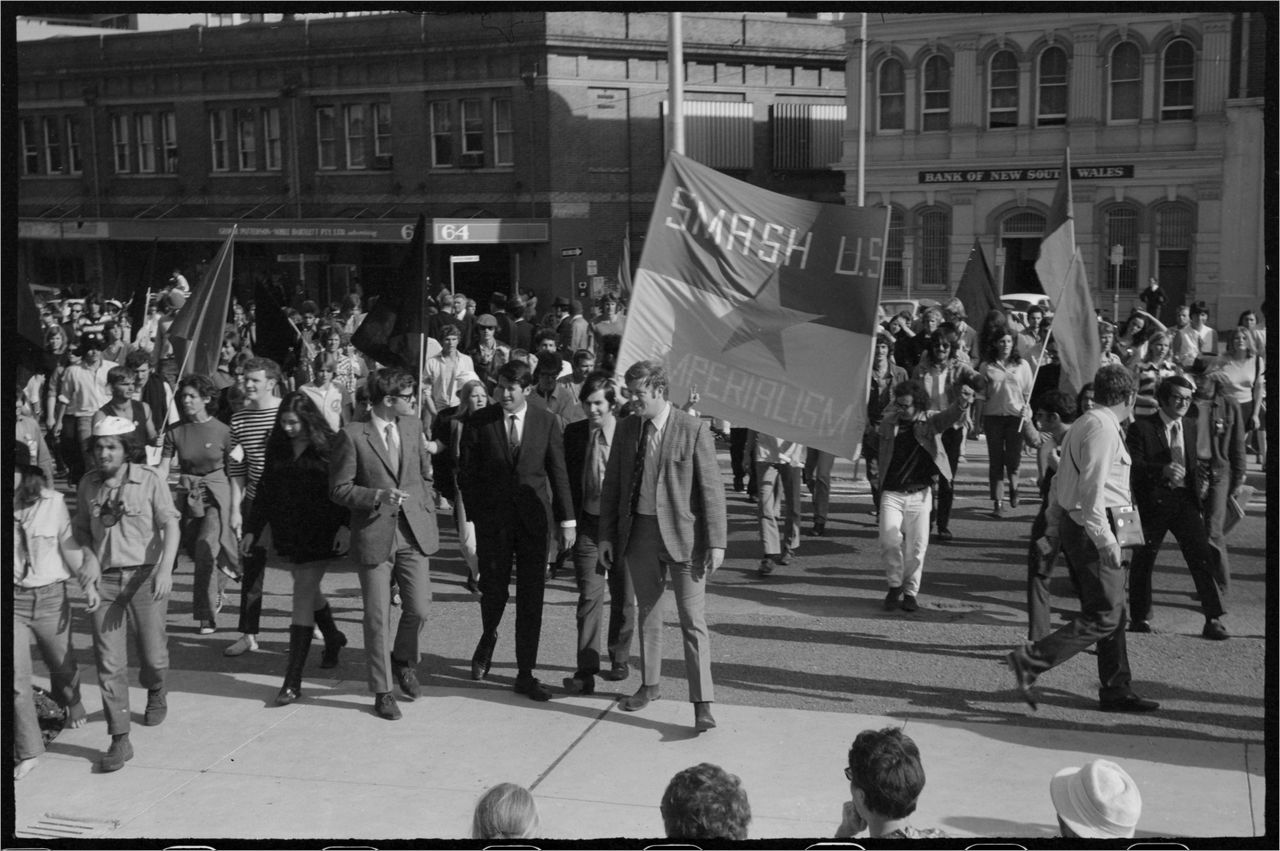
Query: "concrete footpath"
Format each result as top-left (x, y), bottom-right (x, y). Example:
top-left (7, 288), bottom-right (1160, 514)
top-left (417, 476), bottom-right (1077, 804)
top-left (11, 670), bottom-right (1265, 843)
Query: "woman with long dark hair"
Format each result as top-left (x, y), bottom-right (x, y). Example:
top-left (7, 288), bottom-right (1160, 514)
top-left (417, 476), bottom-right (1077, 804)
top-left (240, 392), bottom-right (350, 705)
top-left (976, 324), bottom-right (1036, 517)
top-left (160, 374), bottom-right (242, 635)
top-left (12, 447), bottom-right (100, 780)
top-left (432, 378), bottom-right (489, 592)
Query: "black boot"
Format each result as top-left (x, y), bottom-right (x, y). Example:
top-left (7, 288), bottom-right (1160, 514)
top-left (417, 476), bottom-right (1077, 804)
top-left (313, 603), bottom-right (347, 669)
top-left (276, 624), bottom-right (313, 706)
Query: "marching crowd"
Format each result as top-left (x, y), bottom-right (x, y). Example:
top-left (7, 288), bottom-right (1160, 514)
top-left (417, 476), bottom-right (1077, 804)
top-left (12, 270), bottom-right (1266, 840)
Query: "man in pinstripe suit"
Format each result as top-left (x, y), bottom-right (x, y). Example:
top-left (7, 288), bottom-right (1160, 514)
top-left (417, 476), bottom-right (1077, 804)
top-left (599, 359), bottom-right (727, 732)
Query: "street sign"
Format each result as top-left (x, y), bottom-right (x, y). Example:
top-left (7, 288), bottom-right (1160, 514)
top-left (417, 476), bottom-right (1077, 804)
top-left (561, 247), bottom-right (583, 257)
top-left (450, 255), bottom-right (480, 263)
top-left (586, 260), bottom-right (598, 275)
top-left (1109, 244), bottom-right (1125, 266)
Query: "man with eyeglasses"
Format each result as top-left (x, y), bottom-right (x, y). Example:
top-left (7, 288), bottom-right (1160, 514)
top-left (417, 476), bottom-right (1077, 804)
top-left (1126, 374), bottom-right (1232, 640)
top-left (331, 367), bottom-right (440, 720)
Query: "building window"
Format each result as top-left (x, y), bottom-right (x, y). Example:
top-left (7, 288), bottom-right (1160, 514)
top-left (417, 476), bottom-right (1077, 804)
top-left (1108, 41), bottom-right (1142, 122)
top-left (208, 110), bottom-right (230, 172)
top-left (921, 55), bottom-right (951, 132)
top-left (988, 50), bottom-right (1019, 129)
top-left (42, 117), bottom-right (64, 175)
top-left (771, 102), bottom-right (845, 169)
top-left (21, 118), bottom-right (40, 174)
top-left (160, 111), bottom-right (177, 173)
top-left (663, 100), bottom-right (754, 170)
top-left (492, 98), bottom-right (513, 166)
top-left (344, 104), bottom-right (366, 169)
top-left (112, 114), bottom-right (132, 173)
top-left (1156, 203), bottom-right (1193, 248)
top-left (316, 106), bottom-right (337, 170)
top-left (430, 101), bottom-right (453, 167)
top-left (877, 58), bottom-right (905, 132)
top-left (917, 208), bottom-right (951, 290)
top-left (461, 98), bottom-right (484, 158)
top-left (883, 207), bottom-right (905, 291)
top-left (235, 109), bottom-right (257, 171)
top-left (262, 107), bottom-right (281, 171)
top-left (1103, 206), bottom-right (1140, 291)
top-left (1037, 46), bottom-right (1068, 126)
top-left (136, 113), bottom-right (156, 173)
top-left (1161, 39), bottom-right (1195, 121)
top-left (66, 117), bottom-right (83, 174)
top-left (373, 102), bottom-right (392, 159)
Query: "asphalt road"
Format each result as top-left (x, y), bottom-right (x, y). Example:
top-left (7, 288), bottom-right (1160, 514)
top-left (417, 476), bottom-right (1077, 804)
top-left (66, 436), bottom-right (1266, 753)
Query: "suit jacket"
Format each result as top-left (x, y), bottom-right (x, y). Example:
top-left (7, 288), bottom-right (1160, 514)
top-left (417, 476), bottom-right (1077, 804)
top-left (564, 418), bottom-right (592, 517)
top-left (1186, 396), bottom-right (1248, 489)
top-left (598, 406), bottom-right (727, 563)
top-left (1127, 412), bottom-right (1210, 499)
top-left (457, 402), bottom-right (573, 539)
top-left (330, 416), bottom-right (439, 565)
top-left (876, 404), bottom-right (967, 491)
top-left (511, 319), bottom-right (535, 353)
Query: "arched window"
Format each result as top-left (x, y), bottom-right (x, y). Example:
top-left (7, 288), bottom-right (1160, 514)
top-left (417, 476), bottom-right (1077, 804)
top-left (1036, 46), bottom-right (1068, 126)
top-left (1108, 41), bottom-right (1142, 122)
top-left (921, 55), bottom-right (951, 132)
top-left (988, 50), bottom-right (1019, 128)
top-left (883, 207), bottom-right (905, 290)
top-left (1103, 206), bottom-right (1140, 291)
top-left (1004, 211), bottom-right (1047, 236)
top-left (918, 208), bottom-right (951, 290)
top-left (878, 58), bottom-right (905, 132)
top-left (1161, 39), bottom-right (1195, 121)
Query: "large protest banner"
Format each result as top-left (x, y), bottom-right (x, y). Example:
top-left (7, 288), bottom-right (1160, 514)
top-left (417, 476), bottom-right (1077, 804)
top-left (618, 153), bottom-right (889, 458)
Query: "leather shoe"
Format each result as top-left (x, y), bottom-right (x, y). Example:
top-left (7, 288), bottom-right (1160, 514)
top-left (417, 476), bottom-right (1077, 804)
top-left (1202, 618), bottom-right (1228, 640)
top-left (514, 676), bottom-right (552, 702)
top-left (900, 593), bottom-right (919, 613)
top-left (99, 735), bottom-right (133, 773)
top-left (1127, 620), bottom-right (1153, 634)
top-left (471, 637), bottom-right (494, 681)
top-left (936, 528), bottom-right (953, 541)
top-left (883, 586), bottom-right (903, 611)
top-left (693, 701), bottom-right (716, 732)
top-left (562, 673), bottom-right (596, 695)
top-left (393, 662), bottom-right (420, 700)
top-left (144, 687), bottom-right (167, 726)
top-left (1006, 646), bottom-right (1038, 711)
top-left (373, 692), bottom-right (402, 720)
top-left (809, 521), bottom-right (825, 537)
top-left (602, 661), bottom-right (630, 682)
top-left (620, 684), bottom-right (660, 712)
top-left (1099, 692), bottom-right (1159, 713)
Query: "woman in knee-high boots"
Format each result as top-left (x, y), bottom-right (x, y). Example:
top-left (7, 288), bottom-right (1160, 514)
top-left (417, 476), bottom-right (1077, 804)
top-left (240, 392), bottom-right (350, 705)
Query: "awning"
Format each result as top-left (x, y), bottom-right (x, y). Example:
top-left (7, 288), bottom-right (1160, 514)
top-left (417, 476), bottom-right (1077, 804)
top-left (18, 217), bottom-right (550, 244)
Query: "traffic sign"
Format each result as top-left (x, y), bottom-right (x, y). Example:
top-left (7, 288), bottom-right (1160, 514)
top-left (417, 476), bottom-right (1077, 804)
top-left (450, 255), bottom-right (480, 263)
top-left (561, 247), bottom-right (583, 257)
top-left (586, 260), bottom-right (598, 275)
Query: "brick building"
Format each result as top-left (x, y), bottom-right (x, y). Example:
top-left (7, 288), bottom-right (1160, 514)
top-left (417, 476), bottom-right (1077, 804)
top-left (16, 11), bottom-right (847, 312)
top-left (838, 10), bottom-right (1271, 328)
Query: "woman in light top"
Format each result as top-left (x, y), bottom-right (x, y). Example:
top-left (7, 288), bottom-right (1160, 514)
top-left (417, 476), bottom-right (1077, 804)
top-left (976, 325), bottom-right (1037, 517)
top-left (1215, 326), bottom-right (1265, 463)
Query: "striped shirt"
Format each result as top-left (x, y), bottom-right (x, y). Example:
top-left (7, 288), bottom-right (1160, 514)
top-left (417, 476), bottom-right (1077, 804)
top-left (229, 403), bottom-right (279, 501)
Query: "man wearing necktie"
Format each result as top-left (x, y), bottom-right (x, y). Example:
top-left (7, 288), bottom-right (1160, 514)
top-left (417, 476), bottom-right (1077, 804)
top-left (1125, 374), bottom-right (1230, 639)
top-left (599, 360), bottom-right (727, 732)
top-left (561, 372), bottom-right (636, 695)
top-left (330, 367), bottom-right (440, 720)
top-left (458, 359), bottom-right (575, 702)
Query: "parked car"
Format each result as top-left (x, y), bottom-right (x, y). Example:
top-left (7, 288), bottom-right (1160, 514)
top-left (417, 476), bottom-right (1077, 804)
top-left (879, 297), bottom-right (940, 321)
top-left (1000, 292), bottom-right (1054, 327)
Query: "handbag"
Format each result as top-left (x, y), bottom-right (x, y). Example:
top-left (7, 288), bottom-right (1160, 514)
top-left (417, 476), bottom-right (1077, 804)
top-left (1107, 504), bottom-right (1145, 549)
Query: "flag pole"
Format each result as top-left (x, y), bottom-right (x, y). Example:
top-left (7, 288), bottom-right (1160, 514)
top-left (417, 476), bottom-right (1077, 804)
top-left (668, 13), bottom-right (684, 158)
top-left (857, 12), bottom-right (867, 207)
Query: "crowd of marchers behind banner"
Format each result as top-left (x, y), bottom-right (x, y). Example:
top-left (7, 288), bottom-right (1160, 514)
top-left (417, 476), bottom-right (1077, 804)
top-left (12, 267), bottom-right (1265, 841)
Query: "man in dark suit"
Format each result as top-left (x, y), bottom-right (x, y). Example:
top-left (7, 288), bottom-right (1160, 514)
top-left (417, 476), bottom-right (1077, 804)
top-left (1125, 375), bottom-right (1228, 640)
top-left (458, 359), bottom-right (575, 701)
top-left (509, 295), bottom-right (535, 353)
top-left (599, 359), bottom-right (727, 732)
top-left (1188, 363), bottom-right (1248, 609)
top-left (330, 367), bottom-right (440, 720)
top-left (562, 371), bottom-right (636, 696)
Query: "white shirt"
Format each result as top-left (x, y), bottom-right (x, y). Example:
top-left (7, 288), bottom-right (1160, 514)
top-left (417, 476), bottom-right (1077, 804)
top-left (1046, 405), bottom-right (1133, 548)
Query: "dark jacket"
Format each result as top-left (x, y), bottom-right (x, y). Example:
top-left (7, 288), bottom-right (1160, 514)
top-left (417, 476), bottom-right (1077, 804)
top-left (247, 441), bottom-right (348, 562)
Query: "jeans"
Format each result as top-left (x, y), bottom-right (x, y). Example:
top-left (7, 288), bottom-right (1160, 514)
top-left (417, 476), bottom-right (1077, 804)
top-left (879, 489), bottom-right (931, 595)
top-left (802, 448), bottom-right (834, 523)
top-left (182, 506), bottom-right (228, 623)
top-left (933, 428), bottom-right (963, 530)
top-left (13, 582), bottom-right (84, 760)
top-left (756, 461), bottom-right (802, 556)
top-left (571, 514), bottom-right (636, 675)
top-left (90, 566), bottom-right (170, 736)
top-left (983, 414), bottom-right (1024, 497)
top-left (237, 498), bottom-right (265, 635)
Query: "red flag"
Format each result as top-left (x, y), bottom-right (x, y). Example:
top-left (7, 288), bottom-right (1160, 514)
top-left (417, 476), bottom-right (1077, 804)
top-left (953, 239), bottom-right (1000, 321)
top-left (619, 153), bottom-right (888, 458)
top-left (169, 227), bottom-right (236, 379)
top-left (1034, 151), bottom-right (1075, 305)
top-left (351, 213), bottom-right (428, 372)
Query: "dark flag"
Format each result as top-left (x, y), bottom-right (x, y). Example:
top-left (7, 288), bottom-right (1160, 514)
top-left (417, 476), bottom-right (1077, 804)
top-left (17, 282), bottom-right (56, 377)
top-left (953, 238), bottom-right (1000, 321)
top-left (126, 239), bottom-right (158, 341)
top-left (252, 278), bottom-right (299, 368)
top-left (351, 213), bottom-right (429, 372)
top-left (170, 227), bottom-right (236, 379)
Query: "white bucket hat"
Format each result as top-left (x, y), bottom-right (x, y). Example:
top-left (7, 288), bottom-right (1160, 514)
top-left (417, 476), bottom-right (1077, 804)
top-left (1050, 759), bottom-right (1141, 839)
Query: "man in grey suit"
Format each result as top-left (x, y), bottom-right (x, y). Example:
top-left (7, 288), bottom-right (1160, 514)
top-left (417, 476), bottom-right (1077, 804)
top-left (330, 367), bottom-right (439, 720)
top-left (599, 359), bottom-right (727, 732)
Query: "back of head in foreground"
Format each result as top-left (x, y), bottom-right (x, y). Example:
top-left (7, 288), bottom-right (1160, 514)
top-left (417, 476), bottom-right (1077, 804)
top-left (472, 782), bottom-right (539, 840)
top-left (661, 763), bottom-right (752, 841)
